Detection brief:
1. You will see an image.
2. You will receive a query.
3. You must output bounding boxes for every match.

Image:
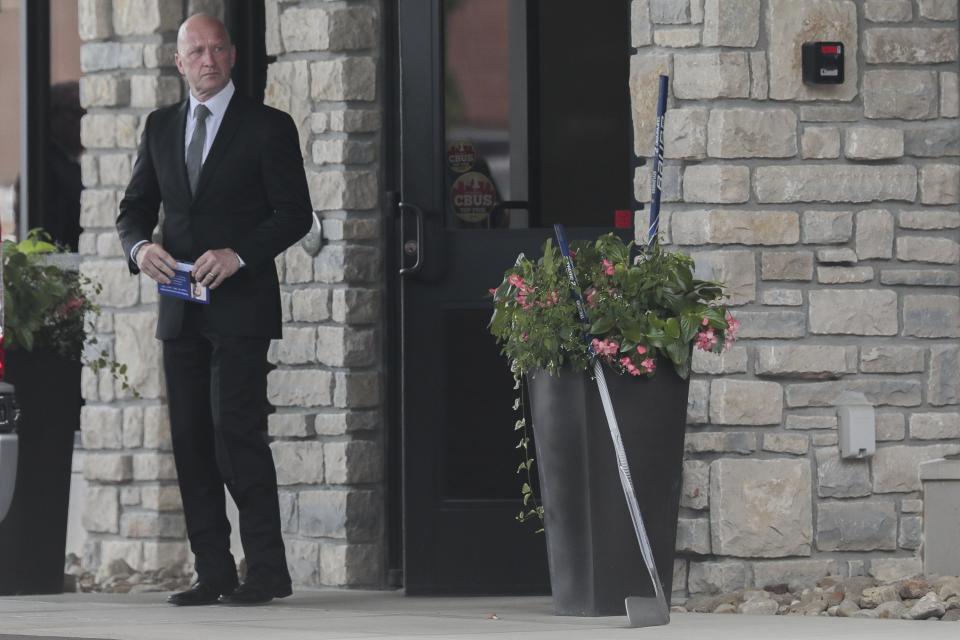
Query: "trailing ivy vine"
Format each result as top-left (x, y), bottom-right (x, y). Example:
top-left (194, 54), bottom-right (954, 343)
top-left (513, 374), bottom-right (543, 532)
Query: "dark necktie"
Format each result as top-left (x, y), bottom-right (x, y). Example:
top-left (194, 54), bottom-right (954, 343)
top-left (186, 104), bottom-right (211, 195)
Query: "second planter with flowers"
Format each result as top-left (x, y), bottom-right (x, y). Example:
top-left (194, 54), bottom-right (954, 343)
top-left (490, 234), bottom-right (739, 617)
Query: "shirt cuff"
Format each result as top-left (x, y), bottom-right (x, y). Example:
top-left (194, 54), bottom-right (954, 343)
top-left (130, 240), bottom-right (150, 264)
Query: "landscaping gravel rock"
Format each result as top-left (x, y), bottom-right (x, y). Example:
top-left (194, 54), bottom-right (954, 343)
top-left (835, 598), bottom-right (860, 617)
top-left (909, 593), bottom-right (948, 620)
top-left (671, 573), bottom-right (960, 621)
top-left (860, 584), bottom-right (901, 608)
top-left (900, 578), bottom-right (932, 599)
top-left (875, 600), bottom-right (909, 619)
top-left (63, 554), bottom-right (193, 594)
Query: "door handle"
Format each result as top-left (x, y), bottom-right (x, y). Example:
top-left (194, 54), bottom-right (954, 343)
top-left (398, 201), bottom-right (425, 276)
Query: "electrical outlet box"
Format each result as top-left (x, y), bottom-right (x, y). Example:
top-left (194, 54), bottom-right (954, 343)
top-left (837, 392), bottom-right (875, 459)
top-left (802, 42), bottom-right (845, 85)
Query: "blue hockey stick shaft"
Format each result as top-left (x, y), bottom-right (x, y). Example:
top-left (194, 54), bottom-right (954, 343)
top-left (648, 75), bottom-right (669, 247)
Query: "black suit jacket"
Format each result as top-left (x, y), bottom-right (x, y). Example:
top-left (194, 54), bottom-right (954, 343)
top-left (117, 92), bottom-right (311, 339)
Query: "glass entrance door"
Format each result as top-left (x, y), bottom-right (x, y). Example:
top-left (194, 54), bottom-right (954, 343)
top-left (393, 0), bottom-right (632, 594)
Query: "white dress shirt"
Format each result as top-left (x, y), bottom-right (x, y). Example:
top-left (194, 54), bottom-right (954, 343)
top-left (131, 81), bottom-right (244, 267)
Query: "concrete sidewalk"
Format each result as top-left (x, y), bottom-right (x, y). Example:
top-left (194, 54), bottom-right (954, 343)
top-left (0, 590), bottom-right (956, 640)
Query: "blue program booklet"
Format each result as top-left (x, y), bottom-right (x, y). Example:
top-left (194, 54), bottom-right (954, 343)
top-left (157, 261), bottom-right (210, 304)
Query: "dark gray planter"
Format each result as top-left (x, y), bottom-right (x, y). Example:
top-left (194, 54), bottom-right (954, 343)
top-left (0, 350), bottom-right (81, 595)
top-left (527, 364), bottom-right (688, 616)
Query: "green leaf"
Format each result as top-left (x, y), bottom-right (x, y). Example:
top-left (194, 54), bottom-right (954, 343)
top-left (621, 321), bottom-right (644, 344)
top-left (679, 313), bottom-right (701, 343)
top-left (18, 229), bottom-right (58, 255)
top-left (664, 317), bottom-right (681, 340)
top-left (666, 342), bottom-right (687, 367)
top-left (590, 316), bottom-right (614, 335)
top-left (542, 239), bottom-right (554, 273)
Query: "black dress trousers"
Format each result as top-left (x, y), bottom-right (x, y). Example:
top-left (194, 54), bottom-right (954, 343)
top-left (162, 303), bottom-right (290, 588)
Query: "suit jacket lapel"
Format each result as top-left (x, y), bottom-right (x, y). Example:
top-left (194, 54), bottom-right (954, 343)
top-left (174, 100), bottom-right (192, 200)
top-left (193, 92), bottom-right (245, 202)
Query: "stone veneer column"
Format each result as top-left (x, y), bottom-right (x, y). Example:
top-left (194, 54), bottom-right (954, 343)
top-left (77, 0), bottom-right (197, 576)
top-left (631, 0), bottom-right (959, 598)
top-left (262, 0), bottom-right (384, 587)
top-left (76, 0), bottom-right (388, 589)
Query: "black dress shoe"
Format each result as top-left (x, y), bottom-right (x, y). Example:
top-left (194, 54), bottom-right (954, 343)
top-left (218, 581), bottom-right (293, 606)
top-left (167, 581), bottom-right (236, 606)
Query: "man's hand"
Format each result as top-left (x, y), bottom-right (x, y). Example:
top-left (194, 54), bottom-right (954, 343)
top-left (192, 249), bottom-right (242, 290)
top-left (137, 243), bottom-right (178, 285)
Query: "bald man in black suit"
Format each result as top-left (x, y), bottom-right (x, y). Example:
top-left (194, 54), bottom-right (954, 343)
top-left (117, 13), bottom-right (311, 606)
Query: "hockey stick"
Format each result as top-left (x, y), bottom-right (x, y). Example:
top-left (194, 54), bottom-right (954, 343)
top-left (553, 223), bottom-right (669, 628)
top-left (647, 74), bottom-right (669, 248)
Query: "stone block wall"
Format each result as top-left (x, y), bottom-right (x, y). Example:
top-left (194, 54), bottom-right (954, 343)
top-left (263, 0), bottom-right (384, 587)
top-left (76, 0), bottom-right (386, 588)
top-left (630, 0), bottom-right (959, 598)
top-left (77, 0), bottom-right (191, 578)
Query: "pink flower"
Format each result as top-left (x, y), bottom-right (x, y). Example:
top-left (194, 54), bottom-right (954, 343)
top-left (636, 345), bottom-right (647, 355)
top-left (602, 259), bottom-right (615, 276)
top-left (56, 296), bottom-right (85, 317)
top-left (521, 332), bottom-right (529, 342)
top-left (585, 287), bottom-right (597, 307)
top-left (702, 317), bottom-right (710, 326)
top-left (695, 328), bottom-right (718, 352)
top-left (508, 274), bottom-right (524, 288)
top-left (488, 287), bottom-right (498, 296)
top-left (641, 358), bottom-right (656, 373)
top-left (591, 338), bottom-right (620, 357)
top-left (725, 312), bottom-right (741, 336)
top-left (620, 356), bottom-right (642, 376)
top-left (723, 312), bottom-right (741, 352)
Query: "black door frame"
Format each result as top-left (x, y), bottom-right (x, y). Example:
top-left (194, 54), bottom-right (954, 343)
top-left (225, 0), bottom-right (269, 103)
top-left (387, 0), bottom-right (552, 595)
top-left (382, 0), bottom-right (405, 590)
top-left (383, 0), bottom-right (634, 593)
top-left (17, 0), bottom-right (51, 241)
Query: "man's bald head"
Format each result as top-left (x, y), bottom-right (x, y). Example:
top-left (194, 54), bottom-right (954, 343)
top-left (177, 13), bottom-right (232, 50)
top-left (175, 13), bottom-right (236, 101)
